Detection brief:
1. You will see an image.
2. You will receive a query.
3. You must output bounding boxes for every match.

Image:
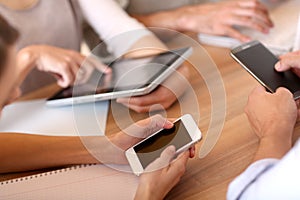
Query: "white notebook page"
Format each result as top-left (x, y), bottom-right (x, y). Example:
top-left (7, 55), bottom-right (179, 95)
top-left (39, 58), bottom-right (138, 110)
top-left (0, 164), bottom-right (138, 200)
top-left (0, 99), bottom-right (109, 136)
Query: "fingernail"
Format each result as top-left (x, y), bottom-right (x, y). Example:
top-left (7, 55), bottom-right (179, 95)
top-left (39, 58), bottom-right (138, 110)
top-left (116, 99), bottom-right (123, 103)
top-left (244, 37), bottom-right (251, 42)
top-left (263, 29), bottom-right (269, 34)
top-left (275, 63), bottom-right (281, 71)
top-left (165, 120), bottom-right (174, 127)
top-left (167, 145), bottom-right (176, 153)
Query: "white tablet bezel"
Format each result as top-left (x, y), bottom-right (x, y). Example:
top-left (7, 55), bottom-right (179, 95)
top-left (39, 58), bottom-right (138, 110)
top-left (125, 114), bottom-right (201, 176)
top-left (46, 47), bottom-right (193, 107)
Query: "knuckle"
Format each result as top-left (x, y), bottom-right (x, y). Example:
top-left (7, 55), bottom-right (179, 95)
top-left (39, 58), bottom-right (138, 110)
top-left (64, 56), bottom-right (73, 63)
top-left (135, 107), bottom-right (145, 113)
top-left (250, 8), bottom-right (258, 15)
top-left (68, 51), bottom-right (77, 57)
top-left (61, 62), bottom-right (69, 70)
top-left (253, 1), bottom-right (260, 7)
top-left (178, 164), bottom-right (186, 175)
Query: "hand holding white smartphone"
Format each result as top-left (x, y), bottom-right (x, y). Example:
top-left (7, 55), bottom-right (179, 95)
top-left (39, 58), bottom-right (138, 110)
top-left (125, 114), bottom-right (202, 176)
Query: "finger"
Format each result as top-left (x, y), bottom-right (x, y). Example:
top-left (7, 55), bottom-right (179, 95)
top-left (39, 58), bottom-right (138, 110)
top-left (248, 85), bottom-right (266, 100)
top-left (189, 146), bottom-right (196, 158)
top-left (123, 114), bottom-right (173, 138)
top-left (238, 0), bottom-right (268, 12)
top-left (50, 63), bottom-right (75, 88)
top-left (117, 92), bottom-right (160, 107)
top-left (69, 51), bottom-right (86, 67)
top-left (276, 87), bottom-right (293, 98)
top-left (232, 8), bottom-right (273, 27)
top-left (145, 145), bottom-right (176, 172)
top-left (68, 61), bottom-right (81, 84)
top-left (292, 68), bottom-right (300, 78)
top-left (58, 62), bottom-right (78, 87)
top-left (275, 56), bottom-right (300, 72)
top-left (167, 150), bottom-right (189, 177)
top-left (252, 85), bottom-right (266, 94)
top-left (87, 55), bottom-right (112, 74)
top-left (227, 15), bottom-right (269, 33)
top-left (224, 26), bottom-right (250, 42)
top-left (118, 101), bottom-right (151, 113)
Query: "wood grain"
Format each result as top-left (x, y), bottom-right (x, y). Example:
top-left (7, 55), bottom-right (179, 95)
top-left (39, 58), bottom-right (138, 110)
top-left (3, 37), bottom-right (300, 199)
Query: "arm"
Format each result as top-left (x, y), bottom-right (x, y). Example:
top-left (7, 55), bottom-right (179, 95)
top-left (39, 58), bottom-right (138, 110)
top-left (0, 115), bottom-right (173, 173)
top-left (78, 0), bottom-right (167, 58)
top-left (227, 86), bottom-right (298, 200)
top-left (78, 0), bottom-right (191, 113)
top-left (132, 0), bottom-right (273, 42)
top-left (245, 86), bottom-right (297, 161)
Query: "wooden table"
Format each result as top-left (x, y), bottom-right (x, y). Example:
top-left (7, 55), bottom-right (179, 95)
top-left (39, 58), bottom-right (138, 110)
top-left (2, 36), bottom-right (300, 199)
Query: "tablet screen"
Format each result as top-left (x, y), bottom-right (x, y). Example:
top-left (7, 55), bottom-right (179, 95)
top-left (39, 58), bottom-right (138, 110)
top-left (49, 48), bottom-right (186, 100)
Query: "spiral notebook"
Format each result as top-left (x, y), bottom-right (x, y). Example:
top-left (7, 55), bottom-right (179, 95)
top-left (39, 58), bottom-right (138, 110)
top-left (0, 164), bottom-right (138, 200)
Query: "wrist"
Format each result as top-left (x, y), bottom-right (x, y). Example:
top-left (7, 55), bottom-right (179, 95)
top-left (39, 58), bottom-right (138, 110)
top-left (254, 130), bottom-right (293, 161)
top-left (173, 5), bottom-right (196, 32)
top-left (17, 45), bottom-right (39, 73)
top-left (262, 121), bottom-right (295, 141)
top-left (135, 184), bottom-right (153, 200)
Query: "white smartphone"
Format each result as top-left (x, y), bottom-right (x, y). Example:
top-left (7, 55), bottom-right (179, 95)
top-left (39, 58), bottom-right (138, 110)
top-left (125, 114), bottom-right (202, 176)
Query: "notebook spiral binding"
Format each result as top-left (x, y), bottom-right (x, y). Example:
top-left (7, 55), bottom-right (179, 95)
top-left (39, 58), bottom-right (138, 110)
top-left (0, 164), bottom-right (96, 185)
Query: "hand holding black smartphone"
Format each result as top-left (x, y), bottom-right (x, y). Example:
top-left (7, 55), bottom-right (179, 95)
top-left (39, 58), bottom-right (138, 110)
top-left (231, 40), bottom-right (300, 100)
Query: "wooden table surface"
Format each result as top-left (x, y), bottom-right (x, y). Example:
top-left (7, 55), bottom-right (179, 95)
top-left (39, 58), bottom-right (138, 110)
top-left (2, 36), bottom-right (300, 199)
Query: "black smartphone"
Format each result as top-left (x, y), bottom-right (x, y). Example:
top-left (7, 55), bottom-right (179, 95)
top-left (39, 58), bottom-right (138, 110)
top-left (231, 40), bottom-right (300, 100)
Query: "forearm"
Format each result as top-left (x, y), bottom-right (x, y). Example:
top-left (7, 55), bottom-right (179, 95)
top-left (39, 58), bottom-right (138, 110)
top-left (134, 185), bottom-right (153, 200)
top-left (123, 35), bottom-right (168, 59)
top-left (0, 133), bottom-right (112, 173)
top-left (253, 126), bottom-right (293, 162)
top-left (132, 11), bottom-right (180, 31)
top-left (131, 5), bottom-right (194, 33)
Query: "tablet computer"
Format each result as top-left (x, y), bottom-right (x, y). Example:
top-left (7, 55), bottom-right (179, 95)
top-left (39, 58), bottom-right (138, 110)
top-left (46, 47), bottom-right (193, 106)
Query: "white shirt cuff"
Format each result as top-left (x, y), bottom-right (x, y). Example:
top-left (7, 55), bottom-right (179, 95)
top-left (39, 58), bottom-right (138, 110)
top-left (227, 158), bottom-right (279, 200)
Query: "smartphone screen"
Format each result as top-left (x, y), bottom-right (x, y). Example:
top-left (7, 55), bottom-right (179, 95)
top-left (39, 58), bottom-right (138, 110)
top-left (133, 120), bottom-right (192, 169)
top-left (232, 41), bottom-right (300, 98)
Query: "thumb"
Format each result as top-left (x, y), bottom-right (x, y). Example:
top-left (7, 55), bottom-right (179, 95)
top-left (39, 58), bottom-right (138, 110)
top-left (275, 56), bottom-right (300, 72)
top-left (145, 145), bottom-right (176, 173)
top-left (123, 115), bottom-right (173, 139)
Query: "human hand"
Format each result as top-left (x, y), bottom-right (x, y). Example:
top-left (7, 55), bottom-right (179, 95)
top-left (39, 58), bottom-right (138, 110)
top-left (174, 0), bottom-right (273, 42)
top-left (116, 63), bottom-right (190, 113)
top-left (17, 45), bottom-right (111, 88)
top-left (134, 146), bottom-right (195, 200)
top-left (108, 115), bottom-right (174, 164)
top-left (275, 50), bottom-right (300, 77)
top-left (4, 87), bottom-right (21, 106)
top-left (245, 86), bottom-right (297, 141)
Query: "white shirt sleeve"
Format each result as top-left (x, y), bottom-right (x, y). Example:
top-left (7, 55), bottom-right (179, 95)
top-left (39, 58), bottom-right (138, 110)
top-left (227, 139), bottom-right (300, 200)
top-left (77, 0), bottom-right (152, 57)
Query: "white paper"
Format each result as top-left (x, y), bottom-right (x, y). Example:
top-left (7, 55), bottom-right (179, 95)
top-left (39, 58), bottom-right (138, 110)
top-left (0, 99), bottom-right (109, 136)
top-left (0, 164), bottom-right (138, 200)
